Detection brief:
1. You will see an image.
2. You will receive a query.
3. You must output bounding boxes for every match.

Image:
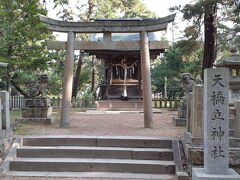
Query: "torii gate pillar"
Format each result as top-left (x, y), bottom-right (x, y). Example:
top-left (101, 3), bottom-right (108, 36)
top-left (140, 31), bottom-right (154, 128)
top-left (60, 32), bottom-right (75, 128)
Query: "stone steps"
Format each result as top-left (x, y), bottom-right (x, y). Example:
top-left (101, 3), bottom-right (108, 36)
top-left (10, 158), bottom-right (175, 174)
top-left (8, 171), bottom-right (176, 179)
top-left (21, 136), bottom-right (172, 148)
top-left (17, 146), bottom-right (173, 160)
top-left (8, 136), bottom-right (176, 179)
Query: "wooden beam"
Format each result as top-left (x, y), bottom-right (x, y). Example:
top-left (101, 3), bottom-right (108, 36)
top-left (47, 41), bottom-right (169, 51)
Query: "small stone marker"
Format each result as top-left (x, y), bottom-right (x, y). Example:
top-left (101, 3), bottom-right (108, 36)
top-left (191, 85), bottom-right (203, 138)
top-left (0, 98), bottom-right (2, 130)
top-left (0, 91), bottom-right (10, 130)
top-left (192, 68), bottom-right (240, 180)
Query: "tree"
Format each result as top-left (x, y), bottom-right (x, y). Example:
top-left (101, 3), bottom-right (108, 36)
top-left (180, 0), bottom-right (217, 78)
top-left (172, 0), bottom-right (240, 79)
top-left (152, 40), bottom-right (203, 97)
top-left (72, 52), bottom-right (83, 98)
top-left (47, 51), bottom-right (65, 96)
top-left (118, 0), bottom-right (156, 18)
top-left (152, 46), bottom-right (183, 97)
top-left (0, 0), bottom-right (52, 96)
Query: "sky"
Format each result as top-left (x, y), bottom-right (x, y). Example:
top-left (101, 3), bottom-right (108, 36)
top-left (142, 0), bottom-right (192, 17)
top-left (142, 0), bottom-right (193, 41)
top-left (48, 0), bottom-right (193, 41)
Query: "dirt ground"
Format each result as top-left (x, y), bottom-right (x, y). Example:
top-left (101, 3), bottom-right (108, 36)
top-left (14, 109), bottom-right (185, 138)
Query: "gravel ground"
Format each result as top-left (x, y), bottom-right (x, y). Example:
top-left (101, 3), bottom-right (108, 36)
top-left (14, 109), bottom-right (185, 138)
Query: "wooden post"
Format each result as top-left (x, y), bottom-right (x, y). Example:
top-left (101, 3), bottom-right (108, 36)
top-left (52, 97), bottom-right (55, 106)
top-left (103, 32), bottom-right (111, 42)
top-left (170, 98), bottom-right (172, 108)
top-left (60, 32), bottom-right (75, 128)
top-left (140, 31), bottom-right (153, 128)
top-left (58, 97), bottom-right (60, 106)
top-left (72, 98), bottom-right (76, 108)
top-left (175, 99), bottom-right (178, 108)
top-left (154, 98), bottom-right (157, 108)
top-left (137, 62), bottom-right (142, 96)
top-left (0, 99), bottom-right (2, 130)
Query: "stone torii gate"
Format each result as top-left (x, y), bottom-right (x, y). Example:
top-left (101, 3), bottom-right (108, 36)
top-left (40, 14), bottom-right (175, 128)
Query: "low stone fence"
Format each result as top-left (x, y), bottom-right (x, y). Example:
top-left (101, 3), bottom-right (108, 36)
top-left (10, 96), bottom-right (25, 109)
top-left (51, 97), bottom-right (96, 108)
top-left (11, 96), bottom-right (180, 109)
top-left (10, 96), bottom-right (96, 109)
top-left (152, 98), bottom-right (180, 108)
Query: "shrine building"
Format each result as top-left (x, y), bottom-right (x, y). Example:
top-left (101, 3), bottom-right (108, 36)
top-left (86, 23), bottom-right (168, 110)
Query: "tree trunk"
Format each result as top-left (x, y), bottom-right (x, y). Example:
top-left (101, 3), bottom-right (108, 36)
top-left (72, 52), bottom-right (83, 98)
top-left (71, 0), bottom-right (94, 98)
top-left (10, 80), bottom-right (29, 98)
top-left (91, 56), bottom-right (95, 97)
top-left (87, 0), bottom-right (94, 20)
top-left (201, 3), bottom-right (217, 79)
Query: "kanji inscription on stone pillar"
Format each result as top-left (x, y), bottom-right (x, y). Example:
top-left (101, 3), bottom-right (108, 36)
top-left (204, 68), bottom-right (229, 174)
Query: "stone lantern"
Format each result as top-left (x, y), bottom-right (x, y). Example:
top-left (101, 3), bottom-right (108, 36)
top-left (215, 48), bottom-right (240, 104)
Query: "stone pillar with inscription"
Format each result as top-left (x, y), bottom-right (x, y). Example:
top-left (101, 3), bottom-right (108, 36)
top-left (215, 48), bottom-right (240, 138)
top-left (192, 68), bottom-right (240, 180)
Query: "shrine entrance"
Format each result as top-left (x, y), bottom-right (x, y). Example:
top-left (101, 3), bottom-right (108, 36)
top-left (85, 30), bottom-right (166, 111)
top-left (40, 14), bottom-right (175, 128)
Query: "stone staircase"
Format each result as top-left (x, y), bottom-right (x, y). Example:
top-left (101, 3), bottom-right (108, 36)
top-left (7, 136), bottom-right (176, 179)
